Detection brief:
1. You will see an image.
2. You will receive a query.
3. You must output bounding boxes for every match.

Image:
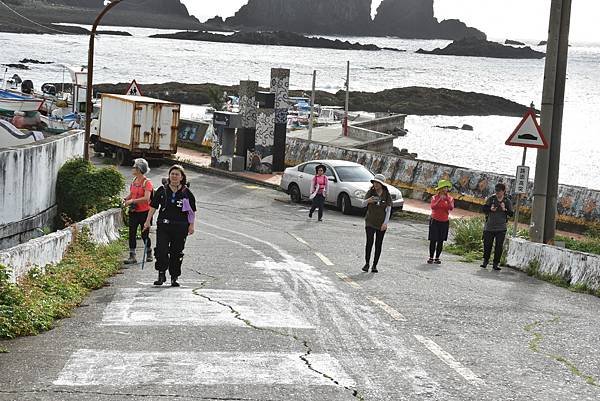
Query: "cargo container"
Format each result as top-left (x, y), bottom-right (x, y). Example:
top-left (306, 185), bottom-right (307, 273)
top-left (91, 94), bottom-right (180, 165)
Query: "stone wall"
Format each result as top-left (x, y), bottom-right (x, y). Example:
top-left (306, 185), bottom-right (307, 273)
top-left (0, 208), bottom-right (123, 284)
top-left (0, 130), bottom-right (84, 249)
top-left (352, 114), bottom-right (406, 134)
top-left (285, 137), bottom-right (600, 227)
top-left (507, 238), bottom-right (600, 291)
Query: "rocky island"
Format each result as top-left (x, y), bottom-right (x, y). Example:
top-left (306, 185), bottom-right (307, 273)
top-left (151, 31), bottom-right (403, 52)
top-left (417, 38), bottom-right (546, 59)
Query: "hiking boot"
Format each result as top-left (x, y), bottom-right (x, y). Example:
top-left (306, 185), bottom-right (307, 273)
top-left (154, 272), bottom-right (166, 286)
top-left (371, 266), bottom-right (379, 273)
top-left (362, 264), bottom-right (370, 272)
top-left (492, 265), bottom-right (502, 271)
top-left (171, 278), bottom-right (180, 287)
top-left (123, 250), bottom-right (137, 265)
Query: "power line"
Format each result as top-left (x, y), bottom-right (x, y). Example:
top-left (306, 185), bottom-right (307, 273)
top-left (0, 0), bottom-right (74, 34)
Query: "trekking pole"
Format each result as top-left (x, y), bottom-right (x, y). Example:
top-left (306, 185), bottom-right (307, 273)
top-left (141, 237), bottom-right (148, 270)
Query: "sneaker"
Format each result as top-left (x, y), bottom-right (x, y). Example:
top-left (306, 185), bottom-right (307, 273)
top-left (362, 264), bottom-right (370, 272)
top-left (434, 259), bottom-right (441, 264)
top-left (171, 279), bottom-right (180, 287)
top-left (371, 266), bottom-right (379, 273)
top-left (427, 258), bottom-right (434, 264)
top-left (492, 265), bottom-right (502, 271)
top-left (480, 261), bottom-right (488, 268)
top-left (153, 272), bottom-right (166, 286)
top-left (146, 252), bottom-right (153, 263)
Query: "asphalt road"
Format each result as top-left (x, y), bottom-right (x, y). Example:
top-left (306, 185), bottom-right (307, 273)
top-left (1, 164), bottom-right (599, 401)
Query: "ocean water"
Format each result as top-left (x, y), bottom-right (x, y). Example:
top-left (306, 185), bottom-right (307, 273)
top-left (1, 25), bottom-right (598, 189)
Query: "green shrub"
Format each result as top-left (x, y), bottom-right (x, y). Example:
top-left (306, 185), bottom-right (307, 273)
top-left (555, 235), bottom-right (600, 256)
top-left (0, 232), bottom-right (124, 340)
top-left (451, 217), bottom-right (485, 253)
top-left (56, 158), bottom-right (124, 225)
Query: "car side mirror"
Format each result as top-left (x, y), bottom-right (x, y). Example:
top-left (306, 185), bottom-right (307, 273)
top-left (328, 177), bottom-right (337, 182)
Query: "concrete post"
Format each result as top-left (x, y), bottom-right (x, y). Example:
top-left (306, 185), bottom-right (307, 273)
top-left (530, 0), bottom-right (572, 243)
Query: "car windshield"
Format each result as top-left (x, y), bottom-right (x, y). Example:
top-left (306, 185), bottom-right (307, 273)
top-left (334, 166), bottom-right (374, 182)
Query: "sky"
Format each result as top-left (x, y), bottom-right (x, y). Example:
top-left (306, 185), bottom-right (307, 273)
top-left (181, 0), bottom-right (600, 43)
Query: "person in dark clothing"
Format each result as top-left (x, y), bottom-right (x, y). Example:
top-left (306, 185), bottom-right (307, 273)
top-left (361, 174), bottom-right (393, 273)
top-left (481, 183), bottom-right (514, 270)
top-left (144, 165), bottom-right (196, 287)
top-left (123, 158), bottom-right (153, 265)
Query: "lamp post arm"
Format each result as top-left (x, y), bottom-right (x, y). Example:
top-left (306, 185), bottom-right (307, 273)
top-left (84, 0), bottom-right (124, 160)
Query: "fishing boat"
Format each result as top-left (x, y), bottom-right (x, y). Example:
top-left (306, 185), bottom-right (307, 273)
top-left (0, 89), bottom-right (44, 114)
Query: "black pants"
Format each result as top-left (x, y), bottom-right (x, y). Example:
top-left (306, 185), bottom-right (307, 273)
top-left (483, 230), bottom-right (507, 266)
top-left (128, 211), bottom-right (150, 250)
top-left (310, 194), bottom-right (325, 220)
top-left (365, 226), bottom-right (386, 266)
top-left (429, 241), bottom-right (444, 259)
top-left (155, 223), bottom-right (189, 278)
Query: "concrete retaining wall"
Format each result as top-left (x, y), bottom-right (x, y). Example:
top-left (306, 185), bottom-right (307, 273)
top-left (0, 130), bottom-right (84, 249)
top-left (285, 137), bottom-right (600, 227)
top-left (507, 238), bottom-right (600, 291)
top-left (0, 208), bottom-right (123, 284)
top-left (352, 114), bottom-right (406, 133)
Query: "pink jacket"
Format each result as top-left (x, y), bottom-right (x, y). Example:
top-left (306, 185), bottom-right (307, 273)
top-left (311, 175), bottom-right (329, 196)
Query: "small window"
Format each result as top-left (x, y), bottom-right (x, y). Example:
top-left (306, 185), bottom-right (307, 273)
top-left (301, 162), bottom-right (319, 175)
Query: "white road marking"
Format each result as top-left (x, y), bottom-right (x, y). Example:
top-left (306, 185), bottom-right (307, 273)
top-left (335, 272), bottom-right (361, 289)
top-left (315, 252), bottom-right (334, 266)
top-left (54, 350), bottom-right (355, 387)
top-left (101, 288), bottom-right (313, 329)
top-left (414, 335), bottom-right (485, 386)
top-left (289, 232), bottom-right (310, 246)
top-left (366, 296), bottom-right (407, 322)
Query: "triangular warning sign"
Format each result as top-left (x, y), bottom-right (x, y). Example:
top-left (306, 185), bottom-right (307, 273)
top-left (124, 79), bottom-right (143, 96)
top-left (506, 109), bottom-right (548, 149)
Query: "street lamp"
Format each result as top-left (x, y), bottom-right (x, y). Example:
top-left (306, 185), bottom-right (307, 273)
top-left (84, 0), bottom-right (124, 160)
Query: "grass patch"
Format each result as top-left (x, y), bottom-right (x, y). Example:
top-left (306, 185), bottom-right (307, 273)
top-left (392, 210), bottom-right (431, 223)
top-left (0, 231), bottom-right (125, 341)
top-left (525, 259), bottom-right (570, 288)
top-left (555, 234), bottom-right (600, 256)
top-left (524, 317), bottom-right (598, 387)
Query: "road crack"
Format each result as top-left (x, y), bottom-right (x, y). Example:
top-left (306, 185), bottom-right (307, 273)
top-left (524, 316), bottom-right (598, 387)
top-left (191, 287), bottom-right (364, 400)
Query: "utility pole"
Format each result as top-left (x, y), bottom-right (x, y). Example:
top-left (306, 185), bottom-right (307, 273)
top-left (84, 0), bottom-right (123, 160)
top-left (343, 61), bottom-right (349, 137)
top-left (308, 70), bottom-right (316, 141)
top-left (530, 0), bottom-right (572, 243)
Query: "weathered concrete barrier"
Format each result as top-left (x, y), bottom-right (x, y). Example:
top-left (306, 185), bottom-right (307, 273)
top-left (285, 136), bottom-right (600, 228)
top-left (507, 238), bottom-right (600, 291)
top-left (0, 208), bottom-right (123, 284)
top-left (0, 130), bottom-right (84, 249)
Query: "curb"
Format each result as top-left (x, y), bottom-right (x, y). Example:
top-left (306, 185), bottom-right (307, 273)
top-left (165, 158), bottom-right (284, 192)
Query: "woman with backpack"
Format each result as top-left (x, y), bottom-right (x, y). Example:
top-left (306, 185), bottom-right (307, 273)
top-left (123, 158), bottom-right (153, 265)
top-left (361, 174), bottom-right (393, 273)
top-left (143, 165), bottom-right (196, 287)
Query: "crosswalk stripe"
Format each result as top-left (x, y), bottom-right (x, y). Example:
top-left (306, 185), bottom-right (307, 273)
top-left (54, 350), bottom-right (356, 387)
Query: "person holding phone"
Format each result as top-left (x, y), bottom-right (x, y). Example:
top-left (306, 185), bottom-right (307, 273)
top-left (481, 183), bottom-right (514, 270)
top-left (361, 174), bottom-right (393, 273)
top-left (428, 180), bottom-right (454, 264)
top-left (309, 164), bottom-right (329, 221)
top-left (143, 165), bottom-right (196, 287)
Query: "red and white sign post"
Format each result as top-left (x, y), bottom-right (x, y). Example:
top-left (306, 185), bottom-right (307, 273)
top-left (505, 107), bottom-right (548, 236)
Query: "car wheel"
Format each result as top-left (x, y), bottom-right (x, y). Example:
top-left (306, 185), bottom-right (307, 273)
top-left (289, 183), bottom-right (301, 203)
top-left (339, 193), bottom-right (352, 215)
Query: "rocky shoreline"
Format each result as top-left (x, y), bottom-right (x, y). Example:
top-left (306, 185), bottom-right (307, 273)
top-left (63, 82), bottom-right (532, 117)
top-left (151, 31), bottom-right (403, 51)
